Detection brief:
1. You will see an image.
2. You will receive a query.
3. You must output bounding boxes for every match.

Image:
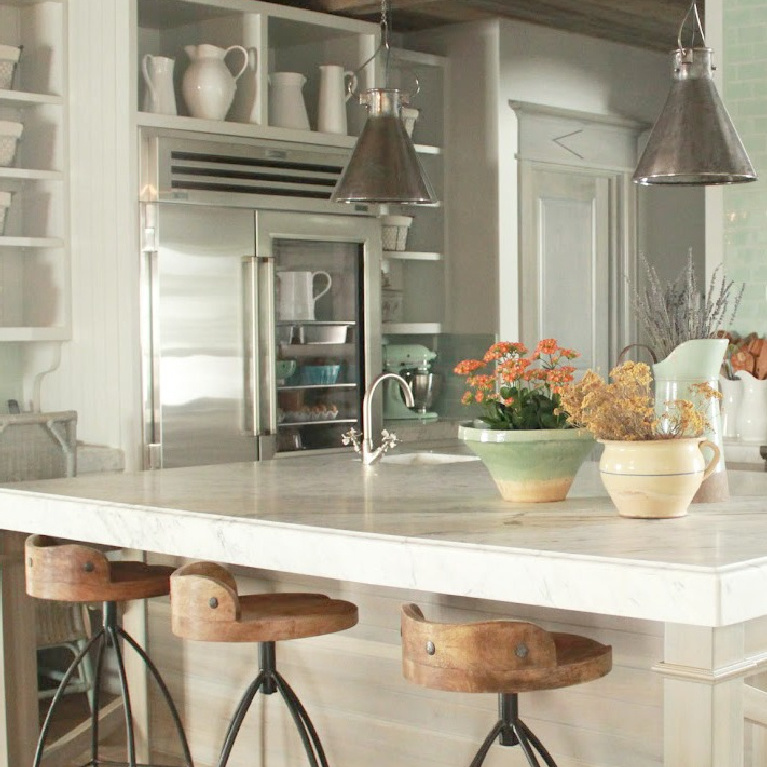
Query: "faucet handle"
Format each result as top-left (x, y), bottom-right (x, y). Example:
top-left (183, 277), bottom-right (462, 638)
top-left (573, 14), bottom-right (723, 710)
top-left (341, 427), bottom-right (363, 454)
top-left (379, 428), bottom-right (398, 455)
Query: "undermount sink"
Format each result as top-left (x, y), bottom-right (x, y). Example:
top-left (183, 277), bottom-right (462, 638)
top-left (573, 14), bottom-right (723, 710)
top-left (380, 451), bottom-right (480, 466)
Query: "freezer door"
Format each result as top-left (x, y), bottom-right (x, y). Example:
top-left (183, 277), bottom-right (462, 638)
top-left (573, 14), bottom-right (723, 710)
top-left (145, 205), bottom-right (258, 468)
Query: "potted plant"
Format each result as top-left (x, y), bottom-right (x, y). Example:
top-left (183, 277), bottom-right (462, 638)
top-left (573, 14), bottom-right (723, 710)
top-left (454, 339), bottom-right (594, 503)
top-left (560, 361), bottom-right (721, 518)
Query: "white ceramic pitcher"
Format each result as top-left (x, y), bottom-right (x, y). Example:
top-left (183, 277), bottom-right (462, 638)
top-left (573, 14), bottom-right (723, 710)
top-left (735, 369), bottom-right (767, 441)
top-left (317, 64), bottom-right (357, 135)
top-left (142, 55), bottom-right (177, 115)
top-left (277, 271), bottom-right (332, 321)
top-left (182, 44), bottom-right (248, 121)
top-left (269, 72), bottom-right (310, 130)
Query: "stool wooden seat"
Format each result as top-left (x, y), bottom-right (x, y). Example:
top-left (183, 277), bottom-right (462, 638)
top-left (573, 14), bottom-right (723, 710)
top-left (25, 535), bottom-right (192, 767)
top-left (171, 562), bottom-right (359, 767)
top-left (401, 604), bottom-right (612, 767)
top-left (26, 534), bottom-right (173, 602)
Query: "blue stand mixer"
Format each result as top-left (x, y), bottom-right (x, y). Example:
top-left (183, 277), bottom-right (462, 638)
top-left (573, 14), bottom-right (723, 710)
top-left (382, 343), bottom-right (439, 420)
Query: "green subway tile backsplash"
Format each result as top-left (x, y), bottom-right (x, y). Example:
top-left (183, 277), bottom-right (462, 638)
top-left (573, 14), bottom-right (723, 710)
top-left (724, 0), bottom-right (767, 333)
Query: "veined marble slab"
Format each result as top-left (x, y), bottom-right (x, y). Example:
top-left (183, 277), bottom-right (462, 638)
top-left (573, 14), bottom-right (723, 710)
top-left (1, 456), bottom-right (767, 627)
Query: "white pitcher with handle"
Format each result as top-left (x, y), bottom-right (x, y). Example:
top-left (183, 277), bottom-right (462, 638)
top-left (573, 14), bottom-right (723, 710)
top-left (142, 55), bottom-right (177, 115)
top-left (317, 64), bottom-right (357, 135)
top-left (182, 44), bottom-right (248, 121)
top-left (277, 271), bottom-right (332, 321)
top-left (269, 72), bottom-right (310, 130)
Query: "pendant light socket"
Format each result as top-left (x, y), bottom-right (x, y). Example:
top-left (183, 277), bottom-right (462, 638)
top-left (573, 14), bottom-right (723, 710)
top-left (633, 47), bottom-right (756, 185)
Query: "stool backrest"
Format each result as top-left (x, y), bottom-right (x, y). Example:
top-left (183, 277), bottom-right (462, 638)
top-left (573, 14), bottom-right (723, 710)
top-left (170, 562), bottom-right (240, 627)
top-left (26, 534), bottom-right (110, 600)
top-left (401, 603), bottom-right (557, 693)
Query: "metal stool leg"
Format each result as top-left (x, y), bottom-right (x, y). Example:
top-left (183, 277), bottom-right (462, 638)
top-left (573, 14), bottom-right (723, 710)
top-left (217, 641), bottom-right (331, 767)
top-left (33, 628), bottom-right (104, 767)
top-left (468, 694), bottom-right (560, 767)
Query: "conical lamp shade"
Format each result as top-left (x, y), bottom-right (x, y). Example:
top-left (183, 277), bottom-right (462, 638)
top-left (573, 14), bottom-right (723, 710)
top-left (634, 47), bottom-right (756, 185)
top-left (332, 89), bottom-right (437, 205)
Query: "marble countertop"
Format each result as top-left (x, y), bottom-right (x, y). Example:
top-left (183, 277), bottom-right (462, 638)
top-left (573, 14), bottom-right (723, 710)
top-left (2, 452), bottom-right (767, 628)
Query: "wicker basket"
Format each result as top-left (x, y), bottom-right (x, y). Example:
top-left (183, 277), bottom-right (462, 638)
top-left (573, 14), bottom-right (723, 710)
top-left (0, 44), bottom-right (21, 90)
top-left (0, 411), bottom-right (77, 481)
top-left (0, 191), bottom-right (12, 236)
top-left (0, 121), bottom-right (23, 167)
top-left (381, 215), bottom-right (413, 251)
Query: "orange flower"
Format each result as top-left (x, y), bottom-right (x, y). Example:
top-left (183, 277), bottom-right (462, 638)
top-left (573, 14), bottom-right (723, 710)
top-left (454, 359), bottom-right (484, 375)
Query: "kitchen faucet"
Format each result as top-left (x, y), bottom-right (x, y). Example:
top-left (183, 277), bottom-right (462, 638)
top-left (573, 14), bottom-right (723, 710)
top-left (342, 372), bottom-right (414, 465)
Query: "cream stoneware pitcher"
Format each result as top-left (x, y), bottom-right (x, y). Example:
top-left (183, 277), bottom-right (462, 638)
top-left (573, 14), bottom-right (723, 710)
top-left (182, 44), bottom-right (248, 121)
top-left (142, 55), bottom-right (177, 115)
top-left (652, 338), bottom-right (728, 503)
top-left (269, 72), bottom-right (310, 130)
top-left (317, 64), bottom-right (357, 135)
top-left (277, 271), bottom-right (332, 321)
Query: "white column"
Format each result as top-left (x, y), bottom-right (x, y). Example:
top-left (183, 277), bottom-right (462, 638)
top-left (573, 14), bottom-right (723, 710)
top-left (659, 623), bottom-right (745, 767)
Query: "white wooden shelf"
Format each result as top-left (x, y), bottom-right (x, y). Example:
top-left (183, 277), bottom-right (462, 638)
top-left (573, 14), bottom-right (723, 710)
top-left (0, 326), bottom-right (69, 342)
top-left (0, 88), bottom-right (63, 106)
top-left (0, 168), bottom-right (62, 181)
top-left (0, 236), bottom-right (63, 248)
top-left (382, 323), bottom-right (442, 334)
top-left (382, 250), bottom-right (443, 262)
top-left (137, 112), bottom-right (359, 149)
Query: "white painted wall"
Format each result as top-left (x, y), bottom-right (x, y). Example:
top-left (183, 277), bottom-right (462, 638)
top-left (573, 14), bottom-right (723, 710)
top-left (411, 19), bottom-right (700, 341)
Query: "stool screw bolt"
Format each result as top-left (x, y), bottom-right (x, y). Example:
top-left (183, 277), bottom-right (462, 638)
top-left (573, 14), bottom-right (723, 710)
top-left (84, 561), bottom-right (94, 573)
top-left (426, 640), bottom-right (435, 655)
top-left (515, 642), bottom-right (528, 658)
top-left (209, 597), bottom-right (218, 609)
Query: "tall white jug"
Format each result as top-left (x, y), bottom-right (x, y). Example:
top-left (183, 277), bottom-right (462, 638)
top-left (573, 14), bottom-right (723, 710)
top-left (277, 271), bottom-right (332, 321)
top-left (182, 44), bottom-right (248, 121)
top-left (142, 55), bottom-right (177, 115)
top-left (269, 72), bottom-right (310, 130)
top-left (317, 65), bottom-right (357, 135)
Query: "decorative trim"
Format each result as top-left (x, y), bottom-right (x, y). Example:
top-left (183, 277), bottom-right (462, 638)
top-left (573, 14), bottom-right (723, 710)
top-left (653, 649), bottom-right (767, 683)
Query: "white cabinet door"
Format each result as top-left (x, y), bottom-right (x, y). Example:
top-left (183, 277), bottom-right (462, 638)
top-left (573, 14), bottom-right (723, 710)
top-left (520, 163), bottom-right (612, 373)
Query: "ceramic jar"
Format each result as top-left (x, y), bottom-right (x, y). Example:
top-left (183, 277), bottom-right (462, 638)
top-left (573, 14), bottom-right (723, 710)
top-left (182, 44), bottom-right (248, 121)
top-left (734, 370), bottom-right (767, 441)
top-left (599, 438), bottom-right (719, 519)
top-left (142, 55), bottom-right (177, 115)
top-left (317, 64), bottom-right (356, 135)
top-left (457, 424), bottom-right (594, 503)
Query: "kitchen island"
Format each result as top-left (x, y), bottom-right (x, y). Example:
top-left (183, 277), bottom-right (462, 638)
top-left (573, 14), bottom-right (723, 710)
top-left (1, 453), bottom-right (767, 767)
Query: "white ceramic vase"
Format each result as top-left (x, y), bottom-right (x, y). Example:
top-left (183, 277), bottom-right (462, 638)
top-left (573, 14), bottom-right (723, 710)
top-left (599, 438), bottom-right (720, 519)
top-left (182, 44), bottom-right (248, 121)
top-left (734, 370), bottom-right (767, 441)
top-left (269, 72), bottom-right (310, 130)
top-left (142, 55), bottom-right (177, 115)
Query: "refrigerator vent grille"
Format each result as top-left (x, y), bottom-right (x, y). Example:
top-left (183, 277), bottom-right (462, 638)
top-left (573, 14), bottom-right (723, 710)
top-left (169, 150), bottom-right (344, 200)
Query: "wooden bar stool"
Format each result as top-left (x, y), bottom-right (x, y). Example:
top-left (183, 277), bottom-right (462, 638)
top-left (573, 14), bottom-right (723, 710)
top-left (170, 562), bottom-right (358, 767)
top-left (25, 534), bottom-right (193, 767)
top-left (401, 604), bottom-right (612, 767)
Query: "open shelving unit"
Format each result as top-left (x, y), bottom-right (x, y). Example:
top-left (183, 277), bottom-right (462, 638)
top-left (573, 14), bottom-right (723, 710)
top-left (0, 0), bottom-right (69, 350)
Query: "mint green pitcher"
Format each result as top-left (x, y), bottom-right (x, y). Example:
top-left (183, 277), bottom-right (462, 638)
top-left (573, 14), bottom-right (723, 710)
top-left (652, 338), bottom-right (729, 502)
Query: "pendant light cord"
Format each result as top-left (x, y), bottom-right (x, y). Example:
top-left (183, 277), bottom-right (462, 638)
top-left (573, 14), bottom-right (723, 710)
top-left (677, 1), bottom-right (706, 50)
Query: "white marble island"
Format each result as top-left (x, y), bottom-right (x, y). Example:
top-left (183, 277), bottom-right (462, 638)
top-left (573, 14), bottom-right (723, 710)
top-left (2, 454), bottom-right (767, 767)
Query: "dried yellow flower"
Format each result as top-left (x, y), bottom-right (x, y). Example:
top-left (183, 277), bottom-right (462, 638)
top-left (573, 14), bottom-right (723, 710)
top-left (559, 362), bottom-right (719, 440)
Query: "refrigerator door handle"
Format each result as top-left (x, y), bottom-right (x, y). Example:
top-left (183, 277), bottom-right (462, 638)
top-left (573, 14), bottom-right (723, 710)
top-left (242, 256), bottom-right (259, 437)
top-left (141, 241), bottom-right (163, 469)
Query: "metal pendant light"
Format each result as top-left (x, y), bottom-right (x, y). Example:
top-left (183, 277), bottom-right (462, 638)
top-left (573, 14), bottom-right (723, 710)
top-left (331, 0), bottom-right (437, 205)
top-left (633, 1), bottom-right (756, 186)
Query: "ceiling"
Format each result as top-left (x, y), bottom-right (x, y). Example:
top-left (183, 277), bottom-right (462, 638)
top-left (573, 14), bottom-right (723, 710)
top-left (284, 0), bottom-right (701, 52)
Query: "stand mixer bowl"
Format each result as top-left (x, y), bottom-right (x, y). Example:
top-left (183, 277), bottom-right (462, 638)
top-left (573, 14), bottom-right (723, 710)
top-left (402, 369), bottom-right (441, 414)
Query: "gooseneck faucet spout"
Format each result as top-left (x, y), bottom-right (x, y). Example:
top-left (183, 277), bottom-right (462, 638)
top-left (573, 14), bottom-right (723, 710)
top-left (342, 372), bottom-right (415, 465)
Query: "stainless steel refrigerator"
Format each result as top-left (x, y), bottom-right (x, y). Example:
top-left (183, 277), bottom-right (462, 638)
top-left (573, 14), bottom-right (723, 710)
top-left (140, 134), bottom-right (382, 469)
